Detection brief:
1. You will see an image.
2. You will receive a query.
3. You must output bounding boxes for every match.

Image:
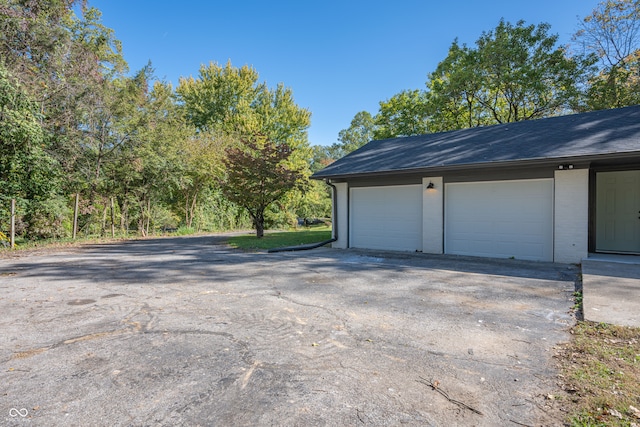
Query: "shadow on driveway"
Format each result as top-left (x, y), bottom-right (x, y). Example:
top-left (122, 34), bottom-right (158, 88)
top-left (0, 234), bottom-right (579, 426)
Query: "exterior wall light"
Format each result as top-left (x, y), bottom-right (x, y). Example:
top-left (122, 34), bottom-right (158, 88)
top-left (558, 164), bottom-right (574, 170)
top-left (426, 182), bottom-right (435, 189)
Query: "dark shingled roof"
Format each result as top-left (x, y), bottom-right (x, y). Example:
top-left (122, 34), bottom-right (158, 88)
top-left (313, 105), bottom-right (640, 179)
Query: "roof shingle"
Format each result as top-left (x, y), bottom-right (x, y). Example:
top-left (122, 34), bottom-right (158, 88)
top-left (313, 105), bottom-right (640, 179)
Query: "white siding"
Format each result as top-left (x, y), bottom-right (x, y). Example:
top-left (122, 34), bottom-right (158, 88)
top-left (422, 177), bottom-right (444, 254)
top-left (332, 182), bottom-right (348, 249)
top-left (554, 169), bottom-right (589, 263)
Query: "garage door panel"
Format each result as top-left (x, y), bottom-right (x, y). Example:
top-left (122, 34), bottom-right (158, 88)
top-left (350, 185), bottom-right (422, 252)
top-left (445, 180), bottom-right (553, 261)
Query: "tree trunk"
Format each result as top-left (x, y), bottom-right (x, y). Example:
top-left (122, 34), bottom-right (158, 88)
top-left (120, 198), bottom-right (128, 234)
top-left (185, 194), bottom-right (189, 227)
top-left (254, 210), bottom-right (265, 238)
top-left (10, 198), bottom-right (15, 248)
top-left (101, 202), bottom-right (108, 236)
top-left (138, 197), bottom-right (146, 237)
top-left (110, 197), bottom-right (115, 238)
top-left (72, 193), bottom-right (79, 239)
top-left (189, 193), bottom-right (197, 230)
top-left (145, 198), bottom-right (151, 236)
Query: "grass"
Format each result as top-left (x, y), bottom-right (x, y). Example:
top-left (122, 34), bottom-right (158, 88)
top-left (227, 225), bottom-right (332, 251)
top-left (556, 321), bottom-right (640, 426)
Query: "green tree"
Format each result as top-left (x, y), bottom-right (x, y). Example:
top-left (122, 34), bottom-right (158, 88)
top-left (177, 61), bottom-right (312, 233)
top-left (0, 1), bottom-right (127, 238)
top-left (320, 111), bottom-right (376, 163)
top-left (573, 0), bottom-right (640, 109)
top-left (0, 62), bottom-right (64, 238)
top-left (426, 19), bottom-right (594, 130)
top-left (425, 40), bottom-right (491, 131)
top-left (374, 90), bottom-right (431, 139)
top-left (219, 134), bottom-right (306, 238)
top-left (176, 61), bottom-right (260, 133)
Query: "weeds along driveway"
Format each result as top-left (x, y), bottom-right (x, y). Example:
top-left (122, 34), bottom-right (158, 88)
top-left (0, 235), bottom-right (578, 426)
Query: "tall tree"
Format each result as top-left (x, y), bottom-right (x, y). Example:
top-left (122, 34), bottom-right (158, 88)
top-left (0, 62), bottom-right (62, 238)
top-left (328, 110), bottom-right (376, 159)
top-left (0, 1), bottom-right (127, 238)
top-left (176, 61), bottom-right (260, 133)
top-left (573, 0), bottom-right (640, 109)
top-left (374, 89), bottom-right (431, 139)
top-left (219, 134), bottom-right (305, 238)
top-left (177, 61), bottom-right (312, 233)
top-left (426, 19), bottom-right (594, 130)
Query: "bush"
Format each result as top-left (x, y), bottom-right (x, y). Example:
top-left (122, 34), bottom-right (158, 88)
top-left (175, 226), bottom-right (195, 236)
top-left (24, 196), bottom-right (70, 239)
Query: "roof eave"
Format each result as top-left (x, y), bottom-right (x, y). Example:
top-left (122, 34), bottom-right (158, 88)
top-left (311, 151), bottom-right (640, 180)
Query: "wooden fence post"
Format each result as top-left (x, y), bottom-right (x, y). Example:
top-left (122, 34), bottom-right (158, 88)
top-left (72, 193), bottom-right (79, 239)
top-left (10, 198), bottom-right (15, 249)
top-left (110, 197), bottom-right (115, 238)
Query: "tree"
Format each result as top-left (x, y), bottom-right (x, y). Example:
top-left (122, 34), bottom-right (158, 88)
top-left (0, 62), bottom-right (65, 238)
top-left (426, 19), bottom-right (594, 130)
top-left (176, 61), bottom-right (260, 133)
top-left (177, 61), bottom-right (312, 233)
top-left (573, 0), bottom-right (640, 109)
top-left (374, 90), bottom-right (431, 139)
top-left (319, 111), bottom-right (377, 163)
top-left (219, 134), bottom-right (305, 238)
top-left (0, 1), bottom-right (128, 238)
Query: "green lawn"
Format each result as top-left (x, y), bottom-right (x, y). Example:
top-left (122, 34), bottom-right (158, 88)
top-left (227, 226), bottom-right (332, 251)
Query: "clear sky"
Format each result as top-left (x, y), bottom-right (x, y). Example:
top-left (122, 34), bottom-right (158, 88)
top-left (88, 0), bottom-right (600, 146)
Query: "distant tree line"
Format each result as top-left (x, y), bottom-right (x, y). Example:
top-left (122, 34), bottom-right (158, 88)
top-left (2, 0), bottom-right (638, 242)
top-left (0, 1), bottom-right (330, 241)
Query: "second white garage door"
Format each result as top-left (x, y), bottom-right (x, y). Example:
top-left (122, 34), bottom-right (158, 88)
top-left (445, 179), bottom-right (554, 261)
top-left (350, 185), bottom-right (422, 252)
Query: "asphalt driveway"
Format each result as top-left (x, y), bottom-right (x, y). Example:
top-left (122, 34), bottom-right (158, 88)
top-left (0, 235), bottom-right (578, 426)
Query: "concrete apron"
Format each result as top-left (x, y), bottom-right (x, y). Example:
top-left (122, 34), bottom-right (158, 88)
top-left (582, 254), bottom-right (640, 328)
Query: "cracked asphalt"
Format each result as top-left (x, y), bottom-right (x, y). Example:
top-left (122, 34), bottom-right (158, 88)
top-left (0, 235), bottom-right (578, 426)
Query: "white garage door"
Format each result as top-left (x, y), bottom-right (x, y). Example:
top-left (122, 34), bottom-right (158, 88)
top-left (445, 179), bottom-right (553, 261)
top-left (350, 185), bottom-right (422, 252)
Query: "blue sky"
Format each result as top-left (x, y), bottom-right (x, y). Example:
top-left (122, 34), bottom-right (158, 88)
top-left (89, 0), bottom-right (600, 146)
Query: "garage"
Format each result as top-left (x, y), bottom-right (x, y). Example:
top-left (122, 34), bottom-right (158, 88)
top-left (445, 179), bottom-right (554, 261)
top-left (315, 106), bottom-right (640, 264)
top-left (350, 185), bottom-right (422, 251)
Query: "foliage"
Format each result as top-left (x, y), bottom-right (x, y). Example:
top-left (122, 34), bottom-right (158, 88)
top-left (338, 111), bottom-right (376, 152)
top-left (426, 19), bottom-right (594, 130)
top-left (227, 225), bottom-right (331, 250)
top-left (374, 89), bottom-right (431, 139)
top-left (557, 321), bottom-right (640, 427)
top-left (573, 0), bottom-right (640, 110)
top-left (313, 110), bottom-right (377, 171)
top-left (176, 61), bottom-right (313, 233)
top-left (219, 134), bottom-right (307, 238)
top-left (176, 61), bottom-right (260, 133)
top-left (0, 62), bottom-right (64, 238)
top-left (334, 18), bottom-right (596, 144)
